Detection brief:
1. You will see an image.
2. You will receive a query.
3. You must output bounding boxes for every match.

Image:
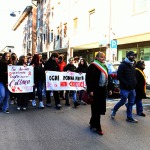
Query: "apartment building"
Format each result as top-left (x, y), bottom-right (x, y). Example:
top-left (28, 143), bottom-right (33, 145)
top-left (12, 0), bottom-right (150, 82)
top-left (39, 0), bottom-right (150, 62)
top-left (39, 0), bottom-right (112, 62)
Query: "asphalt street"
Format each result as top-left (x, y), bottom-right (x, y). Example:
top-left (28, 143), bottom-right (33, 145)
top-left (0, 92), bottom-right (150, 150)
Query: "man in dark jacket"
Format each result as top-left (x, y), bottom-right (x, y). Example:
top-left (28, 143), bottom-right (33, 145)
top-left (44, 52), bottom-right (62, 109)
top-left (111, 51), bottom-right (138, 123)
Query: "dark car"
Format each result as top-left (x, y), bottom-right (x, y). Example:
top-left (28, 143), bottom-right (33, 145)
top-left (106, 62), bottom-right (120, 97)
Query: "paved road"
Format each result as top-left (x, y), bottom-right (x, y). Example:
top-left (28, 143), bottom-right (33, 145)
top-left (0, 96), bottom-right (150, 150)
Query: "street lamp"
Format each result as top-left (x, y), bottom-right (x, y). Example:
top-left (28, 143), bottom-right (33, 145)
top-left (10, 11), bottom-right (21, 17)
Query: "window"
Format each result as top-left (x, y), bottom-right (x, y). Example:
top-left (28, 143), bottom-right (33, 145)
top-left (133, 0), bottom-right (147, 14)
top-left (51, 7), bottom-right (54, 18)
top-left (56, 27), bottom-right (59, 40)
top-left (73, 18), bottom-right (78, 33)
top-left (64, 23), bottom-right (67, 37)
top-left (89, 9), bottom-right (95, 29)
top-left (50, 30), bottom-right (53, 42)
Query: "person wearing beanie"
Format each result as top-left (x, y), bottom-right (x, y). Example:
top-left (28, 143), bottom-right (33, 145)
top-left (111, 51), bottom-right (138, 123)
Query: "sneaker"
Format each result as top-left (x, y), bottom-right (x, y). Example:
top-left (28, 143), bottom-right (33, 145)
top-left (39, 101), bottom-right (45, 109)
top-left (80, 100), bottom-right (87, 105)
top-left (17, 106), bottom-right (21, 110)
top-left (50, 92), bottom-right (53, 96)
top-left (65, 103), bottom-right (70, 106)
top-left (10, 100), bottom-right (14, 105)
top-left (111, 109), bottom-right (116, 119)
top-left (74, 101), bottom-right (80, 107)
top-left (126, 118), bottom-right (138, 123)
top-left (22, 107), bottom-right (27, 111)
top-left (32, 100), bottom-right (36, 107)
top-left (3, 110), bottom-right (9, 114)
top-left (56, 104), bottom-right (62, 109)
top-left (46, 103), bottom-right (51, 107)
top-left (137, 113), bottom-right (146, 117)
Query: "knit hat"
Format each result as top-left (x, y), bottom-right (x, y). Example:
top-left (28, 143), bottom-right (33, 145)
top-left (126, 51), bottom-right (135, 57)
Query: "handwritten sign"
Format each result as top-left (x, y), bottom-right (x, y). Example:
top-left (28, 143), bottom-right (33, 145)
top-left (46, 71), bottom-right (86, 91)
top-left (8, 66), bottom-right (34, 93)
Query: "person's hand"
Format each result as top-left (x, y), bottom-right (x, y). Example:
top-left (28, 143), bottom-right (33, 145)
top-left (109, 90), bottom-right (112, 95)
top-left (90, 91), bottom-right (93, 96)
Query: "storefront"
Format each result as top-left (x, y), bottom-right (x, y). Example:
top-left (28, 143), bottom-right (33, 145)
top-left (117, 42), bottom-right (150, 84)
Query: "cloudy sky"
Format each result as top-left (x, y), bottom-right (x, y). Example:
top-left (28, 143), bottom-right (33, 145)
top-left (0, 0), bottom-right (31, 54)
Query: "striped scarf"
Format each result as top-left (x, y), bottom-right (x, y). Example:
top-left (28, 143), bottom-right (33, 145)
top-left (91, 60), bottom-right (108, 86)
top-left (135, 68), bottom-right (146, 93)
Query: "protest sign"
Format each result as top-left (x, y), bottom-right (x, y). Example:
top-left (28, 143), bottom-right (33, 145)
top-left (46, 71), bottom-right (86, 91)
top-left (8, 66), bottom-right (34, 93)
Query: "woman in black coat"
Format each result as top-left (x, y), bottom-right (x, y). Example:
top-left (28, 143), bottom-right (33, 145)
top-left (76, 58), bottom-right (88, 105)
top-left (0, 52), bottom-right (12, 113)
top-left (135, 60), bottom-right (146, 117)
top-left (86, 52), bottom-right (112, 135)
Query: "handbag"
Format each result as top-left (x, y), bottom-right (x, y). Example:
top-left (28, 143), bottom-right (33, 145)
top-left (81, 90), bottom-right (93, 104)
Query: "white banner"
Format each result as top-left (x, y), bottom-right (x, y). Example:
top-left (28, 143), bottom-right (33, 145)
top-left (46, 71), bottom-right (86, 91)
top-left (8, 66), bottom-right (34, 93)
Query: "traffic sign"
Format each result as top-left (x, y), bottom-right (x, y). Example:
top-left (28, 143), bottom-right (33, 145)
top-left (110, 40), bottom-right (117, 48)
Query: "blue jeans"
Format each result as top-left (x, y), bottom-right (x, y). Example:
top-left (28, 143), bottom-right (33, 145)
top-left (32, 81), bottom-right (43, 102)
top-left (65, 91), bottom-right (77, 103)
top-left (135, 99), bottom-right (143, 114)
top-left (113, 89), bottom-right (136, 119)
top-left (0, 83), bottom-right (10, 111)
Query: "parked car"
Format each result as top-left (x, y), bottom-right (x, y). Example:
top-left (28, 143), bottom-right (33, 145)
top-left (106, 61), bottom-right (120, 97)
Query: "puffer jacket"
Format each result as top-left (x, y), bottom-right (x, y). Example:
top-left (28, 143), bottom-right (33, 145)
top-left (117, 61), bottom-right (137, 90)
top-left (63, 64), bottom-right (76, 72)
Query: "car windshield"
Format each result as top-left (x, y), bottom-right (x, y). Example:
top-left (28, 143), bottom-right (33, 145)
top-left (105, 62), bottom-right (120, 74)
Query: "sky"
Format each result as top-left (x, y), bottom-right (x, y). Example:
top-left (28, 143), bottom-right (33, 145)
top-left (0, 0), bottom-right (31, 55)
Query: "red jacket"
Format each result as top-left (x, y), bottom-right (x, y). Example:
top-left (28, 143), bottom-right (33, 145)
top-left (58, 61), bottom-right (66, 72)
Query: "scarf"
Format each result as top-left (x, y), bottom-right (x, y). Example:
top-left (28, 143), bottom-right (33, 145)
top-left (135, 68), bottom-right (146, 93)
top-left (124, 57), bottom-right (134, 66)
top-left (91, 60), bottom-right (108, 86)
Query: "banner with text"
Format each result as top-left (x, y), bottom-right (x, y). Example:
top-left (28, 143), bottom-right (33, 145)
top-left (8, 66), bottom-right (34, 93)
top-left (46, 71), bottom-right (86, 91)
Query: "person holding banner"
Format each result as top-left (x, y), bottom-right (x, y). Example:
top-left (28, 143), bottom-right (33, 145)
top-left (63, 57), bottom-right (80, 107)
top-left (86, 52), bottom-right (112, 135)
top-left (9, 53), bottom-right (18, 105)
top-left (44, 52), bottom-right (62, 109)
top-left (16, 55), bottom-right (30, 110)
top-left (76, 58), bottom-right (88, 105)
top-left (58, 55), bottom-right (66, 100)
top-left (0, 52), bottom-right (12, 113)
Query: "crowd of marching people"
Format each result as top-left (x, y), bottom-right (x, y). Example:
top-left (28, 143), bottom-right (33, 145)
top-left (0, 52), bottom-right (89, 113)
top-left (0, 50), bottom-right (147, 136)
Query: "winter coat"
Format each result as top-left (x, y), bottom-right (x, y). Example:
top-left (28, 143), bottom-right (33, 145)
top-left (58, 61), bottom-right (66, 72)
top-left (135, 69), bottom-right (146, 99)
top-left (34, 65), bottom-right (45, 83)
top-left (44, 59), bottom-right (60, 72)
top-left (76, 65), bottom-right (88, 73)
top-left (86, 63), bottom-right (112, 115)
top-left (63, 64), bottom-right (76, 72)
top-left (117, 61), bottom-right (137, 90)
